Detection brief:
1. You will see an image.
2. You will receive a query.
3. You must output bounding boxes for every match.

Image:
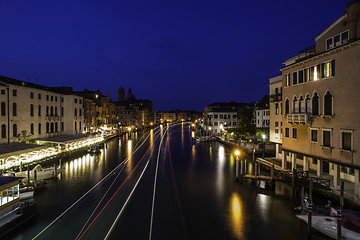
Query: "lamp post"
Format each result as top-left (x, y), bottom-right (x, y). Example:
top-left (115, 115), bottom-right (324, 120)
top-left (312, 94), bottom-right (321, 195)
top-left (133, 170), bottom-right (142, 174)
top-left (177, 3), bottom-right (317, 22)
top-left (235, 150), bottom-right (240, 182)
top-left (262, 134), bottom-right (266, 159)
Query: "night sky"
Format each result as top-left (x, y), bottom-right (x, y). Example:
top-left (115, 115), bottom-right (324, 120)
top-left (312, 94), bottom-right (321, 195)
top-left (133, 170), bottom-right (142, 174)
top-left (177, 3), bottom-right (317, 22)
top-left (0, 0), bottom-right (350, 111)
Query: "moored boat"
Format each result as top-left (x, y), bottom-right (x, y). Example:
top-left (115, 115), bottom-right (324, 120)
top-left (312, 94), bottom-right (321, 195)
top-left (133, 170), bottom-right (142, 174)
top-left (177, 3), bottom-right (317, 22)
top-left (14, 164), bottom-right (64, 182)
top-left (297, 214), bottom-right (360, 239)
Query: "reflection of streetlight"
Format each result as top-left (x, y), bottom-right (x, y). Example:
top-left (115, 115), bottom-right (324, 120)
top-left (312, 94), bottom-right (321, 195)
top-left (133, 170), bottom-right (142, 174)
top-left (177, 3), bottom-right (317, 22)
top-left (235, 150), bottom-right (240, 181)
top-left (262, 134), bottom-right (266, 158)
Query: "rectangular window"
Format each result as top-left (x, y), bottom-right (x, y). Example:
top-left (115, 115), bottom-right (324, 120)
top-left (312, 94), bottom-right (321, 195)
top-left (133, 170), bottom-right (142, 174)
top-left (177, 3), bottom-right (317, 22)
top-left (75, 98), bottom-right (78, 103)
top-left (326, 38), bottom-right (333, 50)
top-left (13, 90), bottom-right (17, 96)
top-left (233, 115), bottom-right (237, 119)
top-left (275, 103), bottom-right (279, 115)
top-left (233, 122), bottom-right (236, 126)
top-left (51, 96), bottom-right (53, 101)
top-left (334, 35), bottom-right (340, 47)
top-left (341, 130), bottom-right (353, 151)
top-left (214, 122), bottom-right (218, 126)
top-left (55, 96), bottom-right (57, 102)
top-left (38, 94), bottom-right (41, 99)
top-left (285, 127), bottom-right (290, 138)
top-left (46, 95), bottom-right (49, 100)
top-left (292, 128), bottom-right (297, 139)
top-left (30, 92), bottom-right (34, 98)
top-left (310, 129), bottom-right (318, 142)
top-left (214, 115), bottom-right (218, 119)
top-left (322, 61), bottom-right (333, 78)
top-left (341, 31), bottom-right (349, 44)
top-left (285, 74), bottom-right (290, 87)
top-left (1, 89), bottom-right (5, 94)
top-left (275, 122), bottom-right (279, 127)
top-left (322, 130), bottom-right (331, 147)
top-left (292, 72), bottom-right (297, 85)
top-left (304, 68), bottom-right (309, 82)
top-left (309, 66), bottom-right (315, 81)
top-left (298, 70), bottom-right (304, 84)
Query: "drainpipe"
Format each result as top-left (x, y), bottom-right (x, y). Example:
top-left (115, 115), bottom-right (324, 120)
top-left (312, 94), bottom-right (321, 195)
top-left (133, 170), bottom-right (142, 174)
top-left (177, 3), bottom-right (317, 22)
top-left (6, 85), bottom-right (10, 143)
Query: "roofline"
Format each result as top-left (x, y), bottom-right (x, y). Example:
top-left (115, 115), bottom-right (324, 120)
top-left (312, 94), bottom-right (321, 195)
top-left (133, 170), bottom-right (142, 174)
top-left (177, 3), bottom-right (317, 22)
top-left (314, 13), bottom-right (347, 41)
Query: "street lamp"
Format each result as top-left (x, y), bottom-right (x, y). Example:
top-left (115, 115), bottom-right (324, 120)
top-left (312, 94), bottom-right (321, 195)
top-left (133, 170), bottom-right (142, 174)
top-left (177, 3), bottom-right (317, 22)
top-left (262, 134), bottom-right (266, 159)
top-left (208, 126), bottom-right (212, 136)
top-left (235, 149), bottom-right (240, 182)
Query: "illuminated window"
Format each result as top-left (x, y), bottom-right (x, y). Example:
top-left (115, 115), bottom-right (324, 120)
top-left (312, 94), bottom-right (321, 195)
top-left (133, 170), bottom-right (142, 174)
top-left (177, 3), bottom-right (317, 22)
top-left (321, 60), bottom-right (335, 78)
top-left (326, 30), bottom-right (349, 50)
top-left (285, 74), bottom-right (290, 87)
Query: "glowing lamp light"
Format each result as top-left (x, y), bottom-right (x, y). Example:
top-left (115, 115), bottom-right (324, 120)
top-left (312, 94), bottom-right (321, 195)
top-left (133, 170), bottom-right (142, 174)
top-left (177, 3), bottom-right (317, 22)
top-left (234, 150), bottom-right (240, 157)
top-left (262, 134), bottom-right (266, 140)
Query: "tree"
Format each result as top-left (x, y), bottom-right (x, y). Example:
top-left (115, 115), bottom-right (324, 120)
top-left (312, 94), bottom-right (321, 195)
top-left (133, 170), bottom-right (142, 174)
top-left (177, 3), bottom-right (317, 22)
top-left (235, 108), bottom-right (256, 139)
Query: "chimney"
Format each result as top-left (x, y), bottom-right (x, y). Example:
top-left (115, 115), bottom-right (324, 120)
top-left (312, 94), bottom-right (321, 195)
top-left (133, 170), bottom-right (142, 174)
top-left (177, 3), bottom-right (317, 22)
top-left (346, 0), bottom-right (360, 41)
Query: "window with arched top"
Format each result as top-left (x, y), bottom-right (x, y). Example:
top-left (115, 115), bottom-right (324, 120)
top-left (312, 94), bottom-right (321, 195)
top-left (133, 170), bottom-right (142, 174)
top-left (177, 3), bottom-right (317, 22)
top-left (55, 107), bottom-right (58, 116)
top-left (298, 96), bottom-right (304, 113)
top-left (324, 91), bottom-right (333, 116)
top-left (46, 122), bottom-right (49, 133)
top-left (38, 123), bottom-right (41, 134)
top-left (74, 108), bottom-right (77, 117)
top-left (305, 95), bottom-right (311, 113)
top-left (285, 99), bottom-right (290, 115)
top-left (312, 92), bottom-right (319, 115)
top-left (1, 102), bottom-right (5, 116)
top-left (13, 124), bottom-right (17, 137)
top-left (13, 103), bottom-right (17, 116)
top-left (38, 105), bottom-right (41, 116)
top-left (30, 104), bottom-right (34, 116)
top-left (292, 97), bottom-right (298, 113)
top-left (55, 122), bottom-right (58, 132)
top-left (46, 106), bottom-right (49, 116)
top-left (30, 123), bottom-right (34, 135)
top-left (51, 106), bottom-right (54, 116)
top-left (1, 124), bottom-right (6, 138)
top-left (51, 122), bottom-right (54, 133)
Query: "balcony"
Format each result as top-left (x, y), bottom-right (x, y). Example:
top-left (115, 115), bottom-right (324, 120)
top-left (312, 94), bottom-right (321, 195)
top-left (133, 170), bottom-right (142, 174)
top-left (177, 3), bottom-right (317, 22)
top-left (46, 115), bottom-right (60, 121)
top-left (269, 93), bottom-right (282, 103)
top-left (287, 113), bottom-right (309, 124)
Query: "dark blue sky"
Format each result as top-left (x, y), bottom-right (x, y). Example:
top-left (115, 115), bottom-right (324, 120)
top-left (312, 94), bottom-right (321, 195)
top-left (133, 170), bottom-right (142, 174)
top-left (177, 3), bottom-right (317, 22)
top-left (0, 0), bottom-right (350, 111)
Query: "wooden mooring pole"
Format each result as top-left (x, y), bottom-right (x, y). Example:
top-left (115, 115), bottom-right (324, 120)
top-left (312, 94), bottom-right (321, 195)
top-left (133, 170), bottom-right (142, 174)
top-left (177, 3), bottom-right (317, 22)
top-left (337, 181), bottom-right (344, 240)
top-left (307, 180), bottom-right (313, 239)
top-left (235, 158), bottom-right (239, 182)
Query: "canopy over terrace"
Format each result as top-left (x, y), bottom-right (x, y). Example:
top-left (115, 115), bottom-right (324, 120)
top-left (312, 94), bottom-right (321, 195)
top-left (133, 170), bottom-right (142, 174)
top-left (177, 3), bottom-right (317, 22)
top-left (36, 134), bottom-right (104, 150)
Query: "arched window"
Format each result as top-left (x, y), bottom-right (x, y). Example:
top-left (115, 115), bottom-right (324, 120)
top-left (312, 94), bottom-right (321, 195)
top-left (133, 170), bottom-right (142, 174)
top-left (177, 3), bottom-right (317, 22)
top-left (1, 124), bottom-right (6, 138)
top-left (13, 124), bottom-right (17, 137)
top-left (1, 102), bottom-right (5, 116)
top-left (79, 121), bottom-right (81, 132)
top-left (305, 94), bottom-right (311, 113)
top-left (30, 123), bottom-right (34, 135)
top-left (38, 105), bottom-right (41, 116)
top-left (46, 106), bottom-right (49, 116)
top-left (79, 109), bottom-right (82, 117)
top-left (292, 97), bottom-right (298, 113)
top-left (324, 91), bottom-right (333, 116)
top-left (51, 106), bottom-right (54, 116)
top-left (46, 122), bottom-right (49, 133)
top-left (55, 122), bottom-right (58, 132)
top-left (298, 96), bottom-right (304, 113)
top-left (285, 99), bottom-right (289, 115)
top-left (13, 103), bottom-right (17, 116)
top-left (55, 107), bottom-right (58, 116)
top-left (51, 122), bottom-right (54, 133)
top-left (74, 108), bottom-right (77, 117)
top-left (38, 123), bottom-right (41, 134)
top-left (30, 104), bottom-right (34, 116)
top-left (75, 121), bottom-right (77, 132)
top-left (312, 92), bottom-right (319, 115)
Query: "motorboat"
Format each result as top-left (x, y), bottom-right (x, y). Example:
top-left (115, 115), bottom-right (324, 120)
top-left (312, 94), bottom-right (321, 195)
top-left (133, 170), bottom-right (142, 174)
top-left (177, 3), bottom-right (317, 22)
top-left (88, 145), bottom-right (101, 155)
top-left (297, 214), bottom-right (360, 239)
top-left (14, 164), bottom-right (64, 182)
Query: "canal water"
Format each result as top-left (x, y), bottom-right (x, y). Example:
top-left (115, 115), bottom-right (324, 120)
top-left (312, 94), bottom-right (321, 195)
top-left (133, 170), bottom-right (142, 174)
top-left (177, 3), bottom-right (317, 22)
top-left (7, 124), bottom-right (327, 240)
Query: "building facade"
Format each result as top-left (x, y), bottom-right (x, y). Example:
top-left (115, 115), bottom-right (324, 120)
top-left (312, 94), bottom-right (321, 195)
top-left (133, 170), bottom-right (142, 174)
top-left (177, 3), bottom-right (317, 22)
top-left (269, 75), bottom-right (283, 158)
top-left (0, 77), bottom-right (83, 144)
top-left (255, 108), bottom-right (270, 128)
top-left (280, 0), bottom-right (360, 194)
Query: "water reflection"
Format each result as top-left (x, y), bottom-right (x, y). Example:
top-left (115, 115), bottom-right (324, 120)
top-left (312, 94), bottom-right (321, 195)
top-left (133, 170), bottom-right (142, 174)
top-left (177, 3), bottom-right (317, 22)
top-left (229, 193), bottom-right (244, 239)
top-left (216, 146), bottom-right (225, 196)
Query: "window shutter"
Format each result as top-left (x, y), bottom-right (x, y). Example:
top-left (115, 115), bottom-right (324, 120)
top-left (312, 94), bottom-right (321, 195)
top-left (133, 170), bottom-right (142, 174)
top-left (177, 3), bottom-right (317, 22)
top-left (331, 60), bottom-right (335, 76)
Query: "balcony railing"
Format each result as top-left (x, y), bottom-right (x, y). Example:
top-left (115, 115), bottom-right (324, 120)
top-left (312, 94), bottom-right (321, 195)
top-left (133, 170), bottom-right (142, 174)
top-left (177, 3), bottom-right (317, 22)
top-left (46, 115), bottom-right (60, 121)
top-left (269, 93), bottom-right (282, 103)
top-left (287, 113), bottom-right (309, 124)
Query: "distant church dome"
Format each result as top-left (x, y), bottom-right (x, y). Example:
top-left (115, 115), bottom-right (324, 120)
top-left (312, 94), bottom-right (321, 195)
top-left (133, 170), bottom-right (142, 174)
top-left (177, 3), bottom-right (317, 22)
top-left (125, 88), bottom-right (136, 102)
